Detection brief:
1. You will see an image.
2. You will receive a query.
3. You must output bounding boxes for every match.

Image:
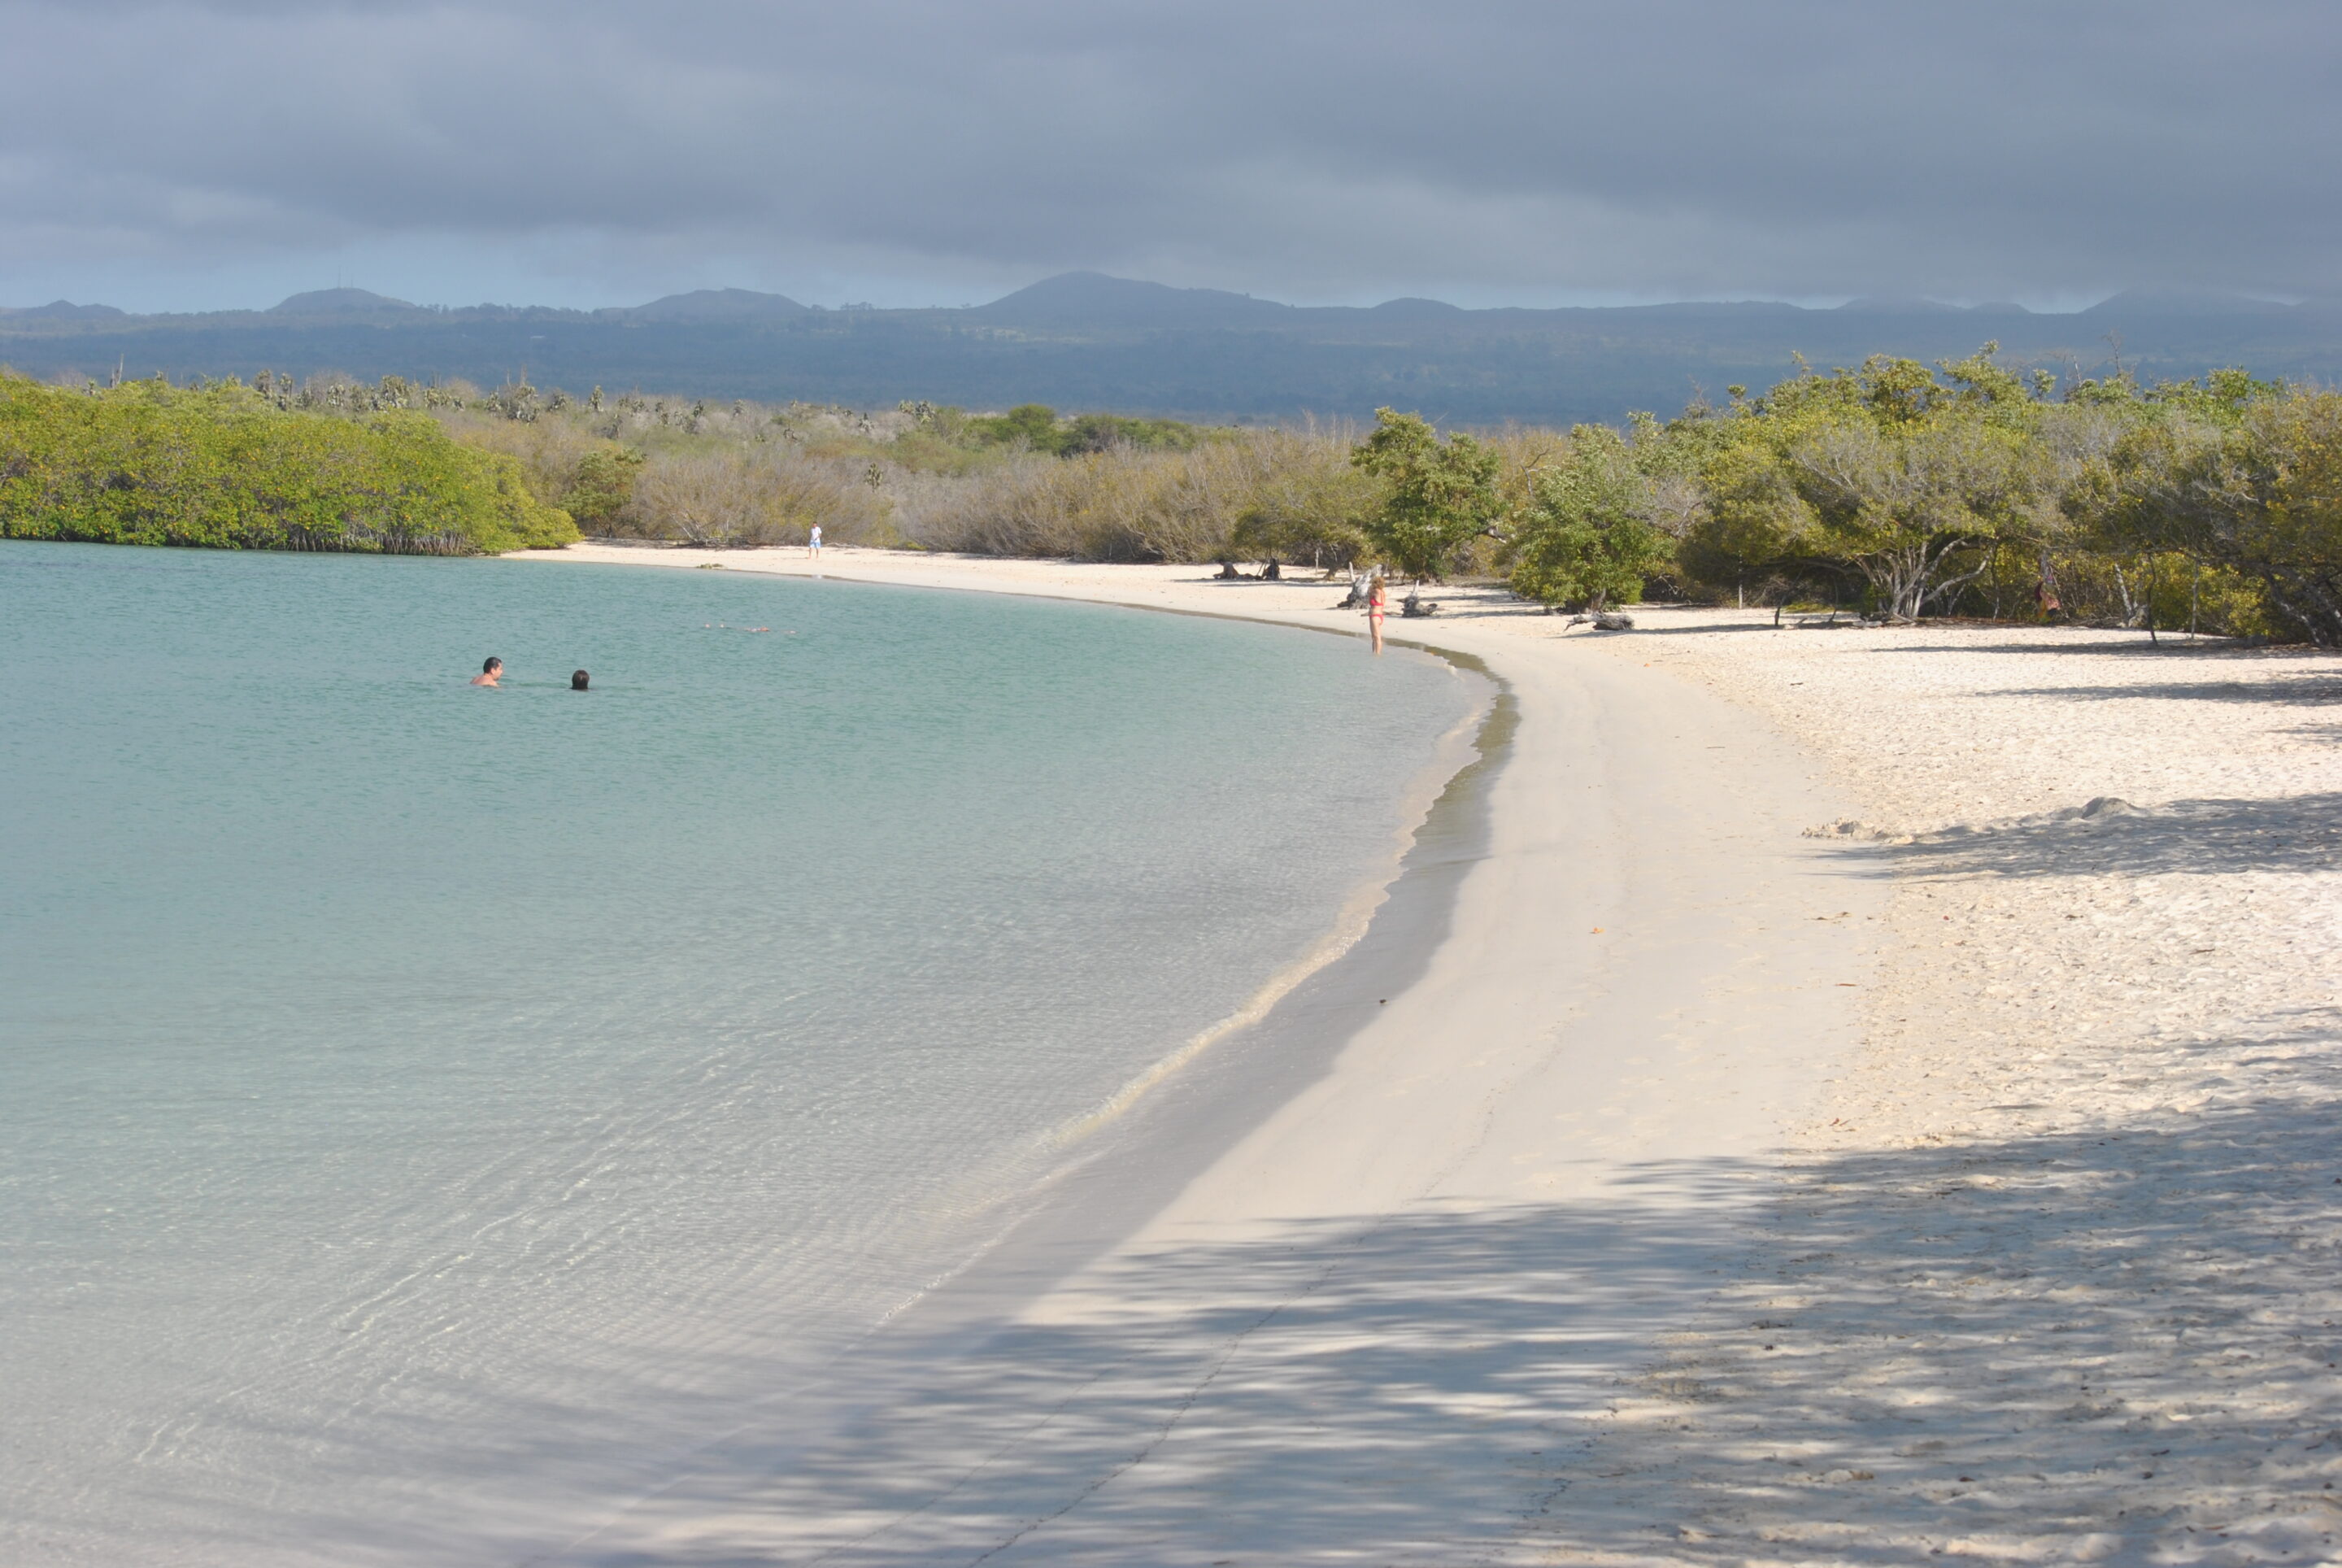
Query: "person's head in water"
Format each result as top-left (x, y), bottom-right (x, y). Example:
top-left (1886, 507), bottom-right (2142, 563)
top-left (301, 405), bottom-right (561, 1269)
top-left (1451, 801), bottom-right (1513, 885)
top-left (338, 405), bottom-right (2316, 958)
top-left (471, 656), bottom-right (503, 687)
top-left (571, 669), bottom-right (590, 691)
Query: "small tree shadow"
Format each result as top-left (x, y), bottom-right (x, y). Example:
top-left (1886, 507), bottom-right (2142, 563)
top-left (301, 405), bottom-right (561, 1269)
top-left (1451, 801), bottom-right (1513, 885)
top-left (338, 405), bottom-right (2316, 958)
top-left (1838, 794), bottom-right (2342, 880)
top-left (1992, 676), bottom-right (2342, 706)
top-left (1876, 638), bottom-right (2303, 659)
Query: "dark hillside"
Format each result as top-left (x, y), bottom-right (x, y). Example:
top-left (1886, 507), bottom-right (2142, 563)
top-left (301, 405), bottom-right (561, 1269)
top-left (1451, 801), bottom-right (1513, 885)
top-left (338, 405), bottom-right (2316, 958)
top-left (5, 275), bottom-right (2336, 424)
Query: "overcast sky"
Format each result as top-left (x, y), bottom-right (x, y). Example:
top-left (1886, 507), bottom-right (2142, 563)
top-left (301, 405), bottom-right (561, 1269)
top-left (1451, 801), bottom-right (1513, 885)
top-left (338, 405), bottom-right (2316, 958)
top-left (3, 0), bottom-right (2335, 313)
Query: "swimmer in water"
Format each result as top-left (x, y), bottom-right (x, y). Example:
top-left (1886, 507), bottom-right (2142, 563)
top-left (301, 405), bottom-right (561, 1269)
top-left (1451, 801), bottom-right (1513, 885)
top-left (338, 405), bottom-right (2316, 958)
top-left (471, 657), bottom-right (503, 686)
top-left (571, 669), bottom-right (589, 690)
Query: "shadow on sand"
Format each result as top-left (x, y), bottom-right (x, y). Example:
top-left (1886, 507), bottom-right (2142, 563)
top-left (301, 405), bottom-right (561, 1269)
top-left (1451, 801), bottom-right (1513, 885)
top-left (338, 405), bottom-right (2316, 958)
top-left (565, 1011), bottom-right (2342, 1565)
top-left (1868, 637), bottom-right (2301, 660)
top-left (1555, 1005), bottom-right (2342, 1566)
top-left (1989, 675), bottom-right (2342, 705)
top-left (1822, 793), bottom-right (2342, 882)
top-left (565, 1173), bottom-right (1752, 1566)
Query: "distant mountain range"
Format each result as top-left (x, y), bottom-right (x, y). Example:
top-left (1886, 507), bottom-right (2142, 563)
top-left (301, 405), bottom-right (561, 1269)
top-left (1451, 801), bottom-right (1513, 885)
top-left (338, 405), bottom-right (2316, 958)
top-left (4, 272), bottom-right (2335, 425)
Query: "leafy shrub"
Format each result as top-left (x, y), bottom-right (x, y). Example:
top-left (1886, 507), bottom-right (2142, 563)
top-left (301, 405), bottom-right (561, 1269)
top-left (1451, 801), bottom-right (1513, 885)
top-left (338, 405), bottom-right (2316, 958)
top-left (1351, 408), bottom-right (1500, 581)
top-left (2078, 388), bottom-right (2342, 643)
top-left (562, 446), bottom-right (646, 529)
top-left (0, 373), bottom-right (575, 554)
top-left (964, 403), bottom-right (1206, 455)
top-left (1504, 427), bottom-right (1675, 609)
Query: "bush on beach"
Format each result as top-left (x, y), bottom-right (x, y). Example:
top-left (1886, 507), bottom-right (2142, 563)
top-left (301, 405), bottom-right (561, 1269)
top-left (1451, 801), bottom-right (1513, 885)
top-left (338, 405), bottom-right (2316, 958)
top-left (1474, 352), bottom-right (2340, 640)
top-left (0, 371), bottom-right (577, 554)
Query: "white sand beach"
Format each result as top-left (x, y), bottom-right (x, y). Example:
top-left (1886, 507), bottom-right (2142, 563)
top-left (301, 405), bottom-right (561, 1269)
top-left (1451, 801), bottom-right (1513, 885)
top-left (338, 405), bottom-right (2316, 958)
top-left (510, 544), bottom-right (2342, 1566)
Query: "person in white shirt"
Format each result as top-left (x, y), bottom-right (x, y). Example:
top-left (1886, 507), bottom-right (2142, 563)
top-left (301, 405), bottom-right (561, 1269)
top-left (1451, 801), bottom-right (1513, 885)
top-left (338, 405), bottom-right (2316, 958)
top-left (808, 524), bottom-right (823, 560)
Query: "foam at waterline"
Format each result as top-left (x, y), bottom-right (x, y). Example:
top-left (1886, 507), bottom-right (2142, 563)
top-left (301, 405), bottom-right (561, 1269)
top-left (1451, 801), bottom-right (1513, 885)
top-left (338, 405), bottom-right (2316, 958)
top-left (828, 643), bottom-right (1505, 1338)
top-left (1038, 661), bottom-right (1498, 1155)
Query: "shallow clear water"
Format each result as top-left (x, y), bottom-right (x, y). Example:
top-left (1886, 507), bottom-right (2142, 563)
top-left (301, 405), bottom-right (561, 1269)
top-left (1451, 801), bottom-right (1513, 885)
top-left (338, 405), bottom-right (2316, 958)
top-left (0, 542), bottom-right (1479, 1565)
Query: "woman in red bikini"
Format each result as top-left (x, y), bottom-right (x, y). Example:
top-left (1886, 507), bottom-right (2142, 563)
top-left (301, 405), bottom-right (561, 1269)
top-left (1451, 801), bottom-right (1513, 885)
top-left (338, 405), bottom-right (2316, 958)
top-left (1366, 572), bottom-right (1388, 655)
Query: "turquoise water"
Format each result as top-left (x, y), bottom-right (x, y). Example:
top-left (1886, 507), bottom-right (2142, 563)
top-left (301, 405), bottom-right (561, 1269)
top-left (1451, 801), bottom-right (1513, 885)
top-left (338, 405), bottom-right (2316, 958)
top-left (0, 542), bottom-right (1481, 1566)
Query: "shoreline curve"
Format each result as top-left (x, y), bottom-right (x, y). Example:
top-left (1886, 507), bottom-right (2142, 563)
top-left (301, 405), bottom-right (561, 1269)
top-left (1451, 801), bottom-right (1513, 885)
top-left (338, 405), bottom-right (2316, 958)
top-left (507, 543), bottom-right (1885, 1566)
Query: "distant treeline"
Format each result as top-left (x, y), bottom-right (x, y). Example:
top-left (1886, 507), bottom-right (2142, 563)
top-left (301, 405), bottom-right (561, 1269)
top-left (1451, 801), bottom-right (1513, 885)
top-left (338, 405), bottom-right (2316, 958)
top-left (7, 353), bottom-right (2338, 645)
top-left (0, 373), bottom-right (575, 554)
top-left (386, 351), bottom-right (2335, 643)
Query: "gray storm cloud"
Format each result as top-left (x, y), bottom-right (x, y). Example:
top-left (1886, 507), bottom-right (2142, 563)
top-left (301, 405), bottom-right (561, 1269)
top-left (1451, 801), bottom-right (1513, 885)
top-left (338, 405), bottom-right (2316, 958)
top-left (2, 0), bottom-right (2335, 307)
